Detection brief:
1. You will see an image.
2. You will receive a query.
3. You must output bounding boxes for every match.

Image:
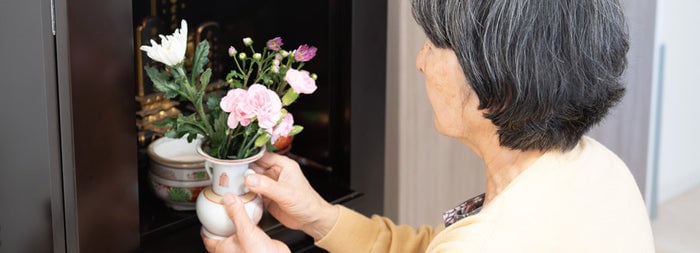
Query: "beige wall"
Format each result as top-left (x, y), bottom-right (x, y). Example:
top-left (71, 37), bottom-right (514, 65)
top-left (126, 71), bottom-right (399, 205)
top-left (384, 0), bottom-right (485, 227)
top-left (384, 0), bottom-right (658, 226)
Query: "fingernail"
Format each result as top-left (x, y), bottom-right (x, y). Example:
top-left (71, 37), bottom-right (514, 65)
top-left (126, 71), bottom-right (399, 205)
top-left (246, 174), bottom-right (260, 187)
top-left (222, 193), bottom-right (235, 205)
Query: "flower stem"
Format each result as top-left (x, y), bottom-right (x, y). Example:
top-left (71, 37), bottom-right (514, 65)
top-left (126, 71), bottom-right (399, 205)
top-left (243, 65), bottom-right (254, 87)
top-left (233, 57), bottom-right (245, 82)
top-left (224, 131), bottom-right (232, 155)
top-left (196, 102), bottom-right (214, 135)
top-left (177, 65), bottom-right (213, 136)
top-left (240, 131), bottom-right (260, 158)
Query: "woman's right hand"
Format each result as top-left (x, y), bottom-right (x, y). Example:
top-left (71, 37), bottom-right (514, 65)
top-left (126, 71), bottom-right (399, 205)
top-left (246, 152), bottom-right (339, 241)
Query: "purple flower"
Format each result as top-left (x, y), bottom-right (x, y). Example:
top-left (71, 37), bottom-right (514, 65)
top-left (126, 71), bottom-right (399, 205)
top-left (267, 37), bottom-right (284, 51)
top-left (294, 44), bottom-right (317, 62)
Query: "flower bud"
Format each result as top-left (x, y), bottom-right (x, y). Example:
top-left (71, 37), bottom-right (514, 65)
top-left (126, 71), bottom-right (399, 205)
top-left (253, 53), bottom-right (262, 60)
top-left (228, 46), bottom-right (237, 57)
top-left (282, 88), bottom-right (300, 106)
top-left (243, 37), bottom-right (253, 46)
top-left (238, 52), bottom-right (247, 60)
top-left (280, 50), bottom-right (289, 57)
top-left (254, 133), bottom-right (272, 147)
top-left (311, 73), bottom-right (318, 80)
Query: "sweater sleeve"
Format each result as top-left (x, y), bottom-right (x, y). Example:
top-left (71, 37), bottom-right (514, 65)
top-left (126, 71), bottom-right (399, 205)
top-left (315, 205), bottom-right (443, 253)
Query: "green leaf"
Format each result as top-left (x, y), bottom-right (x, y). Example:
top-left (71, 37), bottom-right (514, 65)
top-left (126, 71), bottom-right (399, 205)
top-left (212, 111), bottom-right (228, 133)
top-left (206, 94), bottom-right (222, 112)
top-left (199, 68), bottom-right (212, 93)
top-left (226, 70), bottom-right (245, 89)
top-left (186, 133), bottom-right (198, 143)
top-left (289, 125), bottom-right (304, 136)
top-left (176, 113), bottom-right (196, 125)
top-left (193, 92), bottom-right (208, 124)
top-left (282, 89), bottom-right (299, 106)
top-left (177, 124), bottom-right (205, 139)
top-left (231, 79), bottom-right (243, 89)
top-left (144, 66), bottom-right (169, 84)
top-left (197, 110), bottom-right (231, 159)
top-left (226, 70), bottom-right (235, 82)
top-left (191, 40), bottom-right (210, 85)
top-left (154, 117), bottom-right (176, 128)
top-left (167, 114), bottom-right (207, 140)
top-left (262, 75), bottom-right (272, 85)
top-left (211, 111), bottom-right (228, 146)
top-left (226, 70), bottom-right (245, 80)
top-left (145, 66), bottom-right (180, 99)
top-left (164, 130), bottom-right (184, 139)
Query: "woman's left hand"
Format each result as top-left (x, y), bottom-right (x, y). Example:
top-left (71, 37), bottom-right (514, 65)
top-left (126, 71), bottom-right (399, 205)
top-left (201, 193), bottom-right (290, 253)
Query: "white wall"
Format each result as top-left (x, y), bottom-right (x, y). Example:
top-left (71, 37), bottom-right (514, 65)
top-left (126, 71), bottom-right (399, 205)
top-left (655, 0), bottom-right (700, 204)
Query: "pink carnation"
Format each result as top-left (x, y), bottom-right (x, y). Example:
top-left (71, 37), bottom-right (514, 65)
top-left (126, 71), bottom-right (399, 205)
top-left (246, 84), bottom-right (283, 130)
top-left (285, 69), bottom-right (317, 94)
top-left (220, 89), bottom-right (250, 128)
top-left (294, 44), bottom-right (317, 62)
top-left (267, 113), bottom-right (294, 143)
top-left (219, 84), bottom-right (282, 130)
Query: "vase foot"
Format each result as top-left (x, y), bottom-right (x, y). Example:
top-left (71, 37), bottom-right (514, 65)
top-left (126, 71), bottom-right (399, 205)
top-left (201, 227), bottom-right (229, 240)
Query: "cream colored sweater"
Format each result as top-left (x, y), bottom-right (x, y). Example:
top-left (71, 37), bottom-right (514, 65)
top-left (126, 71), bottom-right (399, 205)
top-left (315, 137), bottom-right (655, 252)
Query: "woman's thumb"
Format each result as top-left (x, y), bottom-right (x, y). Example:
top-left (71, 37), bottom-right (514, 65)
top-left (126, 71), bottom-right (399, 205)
top-left (221, 193), bottom-right (254, 235)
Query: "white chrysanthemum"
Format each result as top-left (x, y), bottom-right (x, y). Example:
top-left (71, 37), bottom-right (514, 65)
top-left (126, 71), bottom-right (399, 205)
top-left (140, 20), bottom-right (188, 66)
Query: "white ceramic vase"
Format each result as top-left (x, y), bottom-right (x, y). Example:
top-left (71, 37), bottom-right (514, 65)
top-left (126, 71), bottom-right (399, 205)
top-left (195, 145), bottom-right (266, 240)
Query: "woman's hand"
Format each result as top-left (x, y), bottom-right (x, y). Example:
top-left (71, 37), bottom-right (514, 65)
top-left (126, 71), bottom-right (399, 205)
top-left (247, 152), bottom-right (339, 241)
top-left (201, 193), bottom-right (290, 253)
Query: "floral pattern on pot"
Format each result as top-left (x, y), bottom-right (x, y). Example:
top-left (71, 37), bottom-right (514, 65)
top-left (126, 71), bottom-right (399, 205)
top-left (149, 172), bottom-right (210, 211)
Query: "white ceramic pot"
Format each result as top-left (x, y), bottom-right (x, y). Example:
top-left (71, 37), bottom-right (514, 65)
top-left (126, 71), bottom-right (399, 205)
top-left (196, 146), bottom-right (266, 196)
top-left (149, 172), bottom-right (210, 210)
top-left (147, 136), bottom-right (209, 182)
top-left (196, 187), bottom-right (264, 240)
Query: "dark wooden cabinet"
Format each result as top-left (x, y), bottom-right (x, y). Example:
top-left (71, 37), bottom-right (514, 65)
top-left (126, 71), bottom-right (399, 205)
top-left (1, 0), bottom-right (386, 252)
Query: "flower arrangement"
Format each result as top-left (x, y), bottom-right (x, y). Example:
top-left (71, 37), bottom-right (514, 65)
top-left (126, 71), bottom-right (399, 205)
top-left (140, 20), bottom-right (317, 159)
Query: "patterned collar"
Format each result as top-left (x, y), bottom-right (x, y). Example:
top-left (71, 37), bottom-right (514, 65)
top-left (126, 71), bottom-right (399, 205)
top-left (442, 193), bottom-right (485, 227)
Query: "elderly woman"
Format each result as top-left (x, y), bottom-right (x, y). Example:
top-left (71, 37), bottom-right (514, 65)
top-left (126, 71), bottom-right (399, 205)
top-left (203, 0), bottom-right (655, 252)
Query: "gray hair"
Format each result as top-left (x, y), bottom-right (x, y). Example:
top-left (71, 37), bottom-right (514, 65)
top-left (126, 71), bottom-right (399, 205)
top-left (412, 0), bottom-right (629, 151)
